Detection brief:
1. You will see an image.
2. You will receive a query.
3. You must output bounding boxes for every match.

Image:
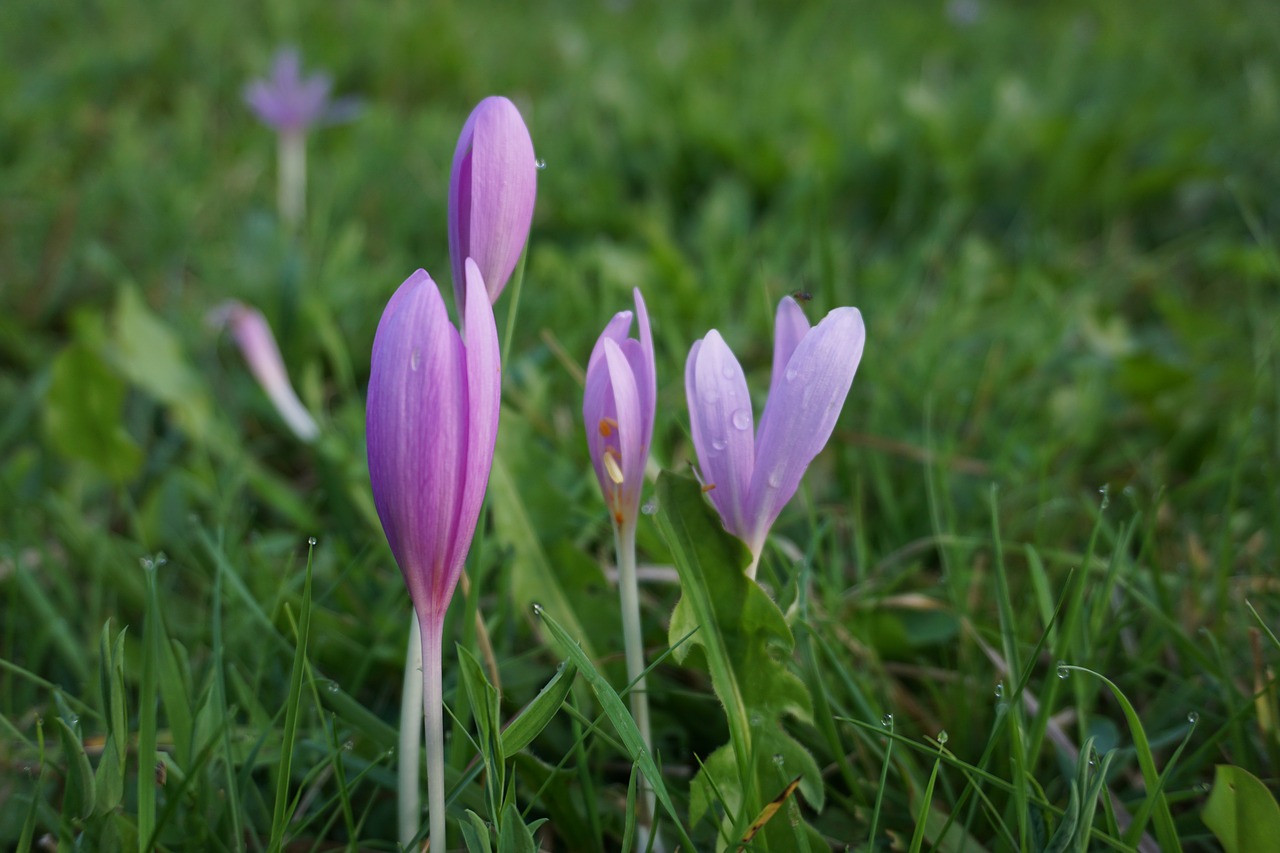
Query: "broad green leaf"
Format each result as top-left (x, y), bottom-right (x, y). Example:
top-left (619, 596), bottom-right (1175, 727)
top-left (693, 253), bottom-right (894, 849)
top-left (43, 342), bottom-right (142, 481)
top-left (1203, 764), bottom-right (1280, 853)
top-left (500, 660), bottom-right (577, 755)
top-left (655, 472), bottom-right (822, 846)
top-left (461, 810), bottom-right (495, 853)
top-left (497, 800), bottom-right (539, 853)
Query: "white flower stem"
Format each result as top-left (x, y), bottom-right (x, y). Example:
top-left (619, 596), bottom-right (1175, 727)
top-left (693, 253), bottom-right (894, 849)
top-left (420, 615), bottom-right (447, 853)
top-left (398, 612), bottom-right (423, 849)
top-left (277, 130), bottom-right (306, 231)
top-left (615, 519), bottom-right (660, 849)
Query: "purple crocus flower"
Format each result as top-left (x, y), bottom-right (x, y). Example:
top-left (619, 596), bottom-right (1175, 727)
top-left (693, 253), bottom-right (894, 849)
top-left (208, 301), bottom-right (319, 442)
top-left (367, 260), bottom-right (500, 852)
top-left (584, 288), bottom-right (656, 530)
top-left (448, 96), bottom-right (538, 313)
top-left (686, 296), bottom-right (866, 577)
top-left (243, 48), bottom-right (360, 133)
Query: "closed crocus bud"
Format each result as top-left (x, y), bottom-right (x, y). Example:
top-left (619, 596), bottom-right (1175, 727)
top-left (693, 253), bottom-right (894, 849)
top-left (448, 96), bottom-right (537, 313)
top-left (366, 260), bottom-right (500, 853)
top-left (584, 288), bottom-right (656, 530)
top-left (686, 297), bottom-right (865, 577)
top-left (209, 301), bottom-right (319, 442)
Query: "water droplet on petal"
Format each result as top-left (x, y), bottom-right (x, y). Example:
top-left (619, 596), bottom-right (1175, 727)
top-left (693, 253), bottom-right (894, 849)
top-left (731, 409), bottom-right (751, 431)
top-left (1057, 662), bottom-right (1070, 679)
top-left (785, 366), bottom-right (799, 382)
top-left (411, 349), bottom-right (421, 371)
top-left (766, 470), bottom-right (783, 489)
top-left (711, 438), bottom-right (727, 452)
top-left (535, 158), bottom-right (547, 170)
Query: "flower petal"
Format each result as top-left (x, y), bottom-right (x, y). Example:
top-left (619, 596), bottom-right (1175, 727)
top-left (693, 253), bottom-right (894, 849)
top-left (448, 259), bottom-right (502, 588)
top-left (603, 337), bottom-right (644, 517)
top-left (768, 296), bottom-right (810, 403)
top-left (747, 307), bottom-right (865, 550)
top-left (633, 289), bottom-right (656, 447)
top-left (449, 96), bottom-right (538, 311)
top-left (686, 331), bottom-right (754, 539)
top-left (366, 270), bottom-right (468, 619)
top-left (218, 302), bottom-right (318, 442)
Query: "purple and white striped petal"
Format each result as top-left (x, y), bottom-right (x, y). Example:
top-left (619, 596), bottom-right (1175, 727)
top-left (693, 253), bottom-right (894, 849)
top-left (366, 270), bottom-right (469, 623)
top-left (746, 307), bottom-right (865, 552)
top-left (449, 96), bottom-right (538, 312)
top-left (686, 331), bottom-right (755, 540)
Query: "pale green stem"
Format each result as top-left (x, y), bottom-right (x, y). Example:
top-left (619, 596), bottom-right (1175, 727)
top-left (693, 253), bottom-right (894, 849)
top-left (745, 549), bottom-right (762, 581)
top-left (278, 130), bottom-right (306, 231)
top-left (615, 518), bottom-right (660, 849)
top-left (398, 612), bottom-right (423, 848)
top-left (421, 616), bottom-right (447, 853)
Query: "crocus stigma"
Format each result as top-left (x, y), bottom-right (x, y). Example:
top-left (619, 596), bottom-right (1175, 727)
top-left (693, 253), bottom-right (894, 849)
top-left (686, 296), bottom-right (865, 577)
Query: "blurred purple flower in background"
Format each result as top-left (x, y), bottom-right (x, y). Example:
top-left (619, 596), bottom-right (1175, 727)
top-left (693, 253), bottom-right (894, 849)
top-left (244, 48), bottom-right (360, 229)
top-left (449, 96), bottom-right (538, 312)
top-left (686, 296), bottom-right (865, 577)
top-left (208, 301), bottom-right (319, 442)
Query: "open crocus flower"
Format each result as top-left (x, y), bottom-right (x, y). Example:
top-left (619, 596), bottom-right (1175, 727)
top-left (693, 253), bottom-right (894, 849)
top-left (449, 96), bottom-right (538, 313)
top-left (208, 301), bottom-right (319, 442)
top-left (244, 48), bottom-right (360, 133)
top-left (366, 260), bottom-right (500, 853)
top-left (686, 296), bottom-right (865, 577)
top-left (584, 288), bottom-right (656, 530)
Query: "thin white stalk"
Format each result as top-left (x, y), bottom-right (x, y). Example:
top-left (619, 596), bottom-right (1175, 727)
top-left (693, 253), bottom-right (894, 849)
top-left (277, 130), bottom-right (306, 231)
top-left (615, 519), bottom-right (661, 851)
top-left (398, 613), bottom-right (423, 849)
top-left (421, 617), bottom-right (447, 853)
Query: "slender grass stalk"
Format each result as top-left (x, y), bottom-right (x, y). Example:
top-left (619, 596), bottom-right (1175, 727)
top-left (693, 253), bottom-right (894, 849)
top-left (278, 130), bottom-right (306, 231)
top-left (420, 616), bottom-right (448, 853)
top-left (399, 612), bottom-right (423, 849)
top-left (614, 517), bottom-right (659, 848)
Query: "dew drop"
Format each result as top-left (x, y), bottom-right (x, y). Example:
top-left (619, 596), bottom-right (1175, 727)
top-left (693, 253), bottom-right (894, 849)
top-left (532, 602), bottom-right (544, 616)
top-left (153, 552), bottom-right (168, 567)
top-left (308, 536), bottom-right (318, 546)
top-left (711, 438), bottom-right (727, 452)
top-left (994, 681), bottom-right (1004, 699)
top-left (731, 409), bottom-right (751, 431)
top-left (766, 470), bottom-right (783, 489)
top-left (1098, 484), bottom-right (1110, 509)
top-left (343, 740), bottom-right (354, 751)
top-left (749, 713), bottom-right (764, 728)
top-left (385, 747), bottom-right (396, 759)
top-left (784, 366), bottom-right (799, 382)
top-left (1056, 662), bottom-right (1070, 680)
top-left (641, 498), bottom-right (658, 515)
top-left (1187, 711), bottom-right (1199, 724)
top-left (326, 681), bottom-right (339, 693)
top-left (880, 713), bottom-right (893, 728)
top-left (772, 753), bottom-right (786, 767)
top-left (1196, 781), bottom-right (1211, 794)
top-left (721, 363), bottom-right (736, 380)
top-left (411, 349), bottom-right (421, 371)
top-left (535, 158), bottom-right (547, 170)
top-left (140, 557), bottom-right (154, 570)
top-left (937, 730), bottom-right (949, 745)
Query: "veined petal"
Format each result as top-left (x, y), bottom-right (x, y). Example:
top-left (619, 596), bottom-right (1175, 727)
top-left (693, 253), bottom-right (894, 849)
top-left (633, 288), bottom-right (656, 447)
top-left (768, 296), bottom-right (810, 403)
top-left (366, 270), bottom-right (469, 620)
top-left (747, 307), bottom-right (866, 551)
top-left (686, 331), bottom-right (754, 539)
top-left (583, 346), bottom-right (617, 510)
top-left (585, 310), bottom-right (634, 379)
top-left (449, 96), bottom-right (537, 311)
top-left (448, 259), bottom-right (502, 590)
top-left (603, 338), bottom-right (644, 518)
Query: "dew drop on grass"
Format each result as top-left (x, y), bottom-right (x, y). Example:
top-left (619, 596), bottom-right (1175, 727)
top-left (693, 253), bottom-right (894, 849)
top-left (307, 536), bottom-right (317, 546)
top-left (1098, 484), bottom-right (1110, 509)
top-left (641, 498), bottom-right (658, 515)
top-left (772, 753), bottom-right (785, 767)
top-left (326, 681), bottom-right (339, 693)
top-left (731, 408), bottom-right (751, 430)
top-left (343, 740), bottom-right (354, 751)
top-left (937, 730), bottom-right (949, 745)
top-left (749, 713), bottom-right (764, 728)
top-left (880, 713), bottom-right (893, 728)
top-left (994, 681), bottom-right (1004, 699)
top-left (535, 158), bottom-right (547, 170)
top-left (154, 552), bottom-right (168, 567)
top-left (1196, 782), bottom-right (1211, 794)
top-left (140, 557), bottom-right (154, 570)
top-left (1187, 711), bottom-right (1199, 724)
top-left (1057, 661), bottom-right (1070, 679)
top-left (532, 602), bottom-right (544, 616)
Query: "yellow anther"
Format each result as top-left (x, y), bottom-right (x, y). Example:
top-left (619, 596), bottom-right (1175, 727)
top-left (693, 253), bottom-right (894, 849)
top-left (598, 417), bottom-right (619, 438)
top-left (603, 449), bottom-right (625, 485)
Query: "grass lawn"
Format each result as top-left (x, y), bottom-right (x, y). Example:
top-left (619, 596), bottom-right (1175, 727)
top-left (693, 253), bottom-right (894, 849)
top-left (2, 0), bottom-right (1279, 849)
